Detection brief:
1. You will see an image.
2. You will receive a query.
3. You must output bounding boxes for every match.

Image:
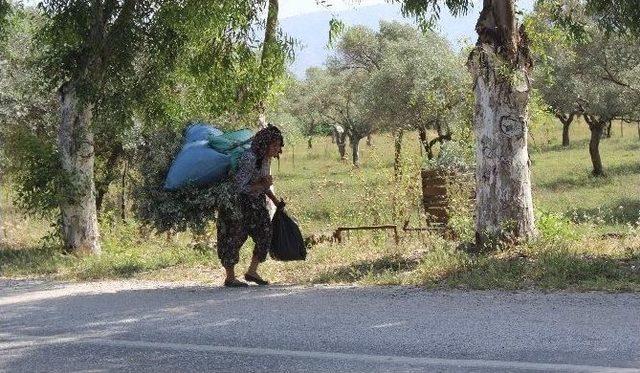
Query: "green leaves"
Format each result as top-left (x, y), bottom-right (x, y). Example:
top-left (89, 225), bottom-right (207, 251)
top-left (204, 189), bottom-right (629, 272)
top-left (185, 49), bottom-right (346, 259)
top-left (0, 0), bottom-right (11, 44)
top-left (390, 0), bottom-right (473, 31)
top-left (328, 17), bottom-right (344, 47)
top-left (538, 0), bottom-right (640, 38)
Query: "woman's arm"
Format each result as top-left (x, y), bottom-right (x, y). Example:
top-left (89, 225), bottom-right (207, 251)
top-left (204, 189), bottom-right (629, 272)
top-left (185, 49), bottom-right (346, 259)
top-left (265, 188), bottom-right (278, 205)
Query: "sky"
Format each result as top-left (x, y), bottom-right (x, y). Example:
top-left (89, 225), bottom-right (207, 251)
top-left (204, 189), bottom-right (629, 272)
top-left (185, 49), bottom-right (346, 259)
top-left (279, 0), bottom-right (535, 20)
top-left (279, 0), bottom-right (388, 19)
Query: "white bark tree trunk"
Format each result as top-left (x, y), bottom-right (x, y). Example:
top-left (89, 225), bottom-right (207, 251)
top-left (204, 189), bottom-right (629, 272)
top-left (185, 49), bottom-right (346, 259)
top-left (468, 45), bottom-right (536, 245)
top-left (58, 83), bottom-right (101, 255)
top-left (256, 0), bottom-right (279, 130)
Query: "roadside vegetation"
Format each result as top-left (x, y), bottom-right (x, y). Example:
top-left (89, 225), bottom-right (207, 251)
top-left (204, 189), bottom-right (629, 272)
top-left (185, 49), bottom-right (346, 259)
top-left (0, 1), bottom-right (639, 291)
top-left (2, 123), bottom-right (638, 290)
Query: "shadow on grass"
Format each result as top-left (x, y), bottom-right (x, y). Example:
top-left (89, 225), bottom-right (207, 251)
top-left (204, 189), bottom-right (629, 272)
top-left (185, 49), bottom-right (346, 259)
top-left (438, 249), bottom-right (640, 291)
top-left (625, 142), bottom-right (640, 152)
top-left (537, 174), bottom-right (610, 191)
top-left (311, 254), bottom-right (420, 283)
top-left (538, 162), bottom-right (639, 191)
top-left (307, 243), bottom-right (640, 291)
top-left (536, 138), bottom-right (590, 153)
top-left (0, 245), bottom-right (70, 276)
top-left (566, 197), bottom-right (640, 225)
top-left (606, 161), bottom-right (640, 176)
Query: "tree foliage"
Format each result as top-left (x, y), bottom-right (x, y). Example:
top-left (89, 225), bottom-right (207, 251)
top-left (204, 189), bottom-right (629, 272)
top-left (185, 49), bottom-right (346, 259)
top-left (364, 22), bottom-right (471, 159)
top-left (0, 4), bottom-right (62, 216)
top-left (539, 0), bottom-right (640, 37)
top-left (0, 1), bottom-right (294, 237)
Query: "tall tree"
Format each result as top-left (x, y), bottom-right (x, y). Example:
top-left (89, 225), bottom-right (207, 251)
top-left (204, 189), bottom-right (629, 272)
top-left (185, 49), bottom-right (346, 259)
top-left (532, 1), bottom-right (640, 175)
top-left (396, 0), bottom-right (536, 245)
top-left (308, 66), bottom-right (373, 167)
top-left (256, 0), bottom-right (283, 128)
top-left (37, 0), bottom-right (289, 254)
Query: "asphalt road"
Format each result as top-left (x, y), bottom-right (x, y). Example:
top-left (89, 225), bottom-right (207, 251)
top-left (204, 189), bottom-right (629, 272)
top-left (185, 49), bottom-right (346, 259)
top-left (1, 279), bottom-right (639, 372)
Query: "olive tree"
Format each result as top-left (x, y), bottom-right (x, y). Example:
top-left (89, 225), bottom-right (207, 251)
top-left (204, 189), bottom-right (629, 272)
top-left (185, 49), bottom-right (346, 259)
top-left (305, 65), bottom-right (373, 167)
top-left (365, 25), bottom-right (471, 176)
top-left (573, 33), bottom-right (640, 176)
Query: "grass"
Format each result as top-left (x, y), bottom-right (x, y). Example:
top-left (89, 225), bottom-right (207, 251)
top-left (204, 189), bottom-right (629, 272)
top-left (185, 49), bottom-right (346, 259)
top-left (1, 119), bottom-right (639, 290)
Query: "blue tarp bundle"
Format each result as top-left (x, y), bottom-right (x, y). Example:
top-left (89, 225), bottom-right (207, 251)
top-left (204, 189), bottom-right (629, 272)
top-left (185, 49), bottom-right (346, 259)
top-left (164, 123), bottom-right (254, 190)
top-left (208, 129), bottom-right (253, 171)
top-left (184, 122), bottom-right (223, 143)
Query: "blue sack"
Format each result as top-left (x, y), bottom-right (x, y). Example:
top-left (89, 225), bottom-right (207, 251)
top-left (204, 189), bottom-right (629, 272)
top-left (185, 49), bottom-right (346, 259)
top-left (164, 140), bottom-right (231, 190)
top-left (184, 123), bottom-right (223, 144)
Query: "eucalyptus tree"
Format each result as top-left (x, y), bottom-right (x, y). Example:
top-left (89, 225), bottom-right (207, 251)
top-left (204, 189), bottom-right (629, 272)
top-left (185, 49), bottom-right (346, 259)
top-left (387, 0), bottom-right (640, 244)
top-left (256, 0), bottom-right (291, 128)
top-left (0, 3), bottom-right (62, 220)
top-left (37, 0), bottom-right (290, 254)
top-left (392, 0), bottom-right (536, 244)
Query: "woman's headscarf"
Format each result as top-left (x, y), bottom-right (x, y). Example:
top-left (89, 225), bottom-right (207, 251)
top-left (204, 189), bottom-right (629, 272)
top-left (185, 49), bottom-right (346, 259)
top-left (251, 124), bottom-right (284, 167)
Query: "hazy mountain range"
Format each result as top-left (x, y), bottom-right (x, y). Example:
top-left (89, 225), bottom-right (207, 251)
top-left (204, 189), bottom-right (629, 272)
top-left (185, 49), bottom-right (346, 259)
top-left (280, 2), bottom-right (534, 78)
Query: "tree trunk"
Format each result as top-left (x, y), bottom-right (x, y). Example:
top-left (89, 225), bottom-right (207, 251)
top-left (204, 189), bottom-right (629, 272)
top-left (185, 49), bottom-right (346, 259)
top-left (467, 0), bottom-right (536, 245)
top-left (557, 113), bottom-right (574, 147)
top-left (418, 126), bottom-right (433, 160)
top-left (58, 83), bottom-right (101, 255)
top-left (366, 133), bottom-right (372, 146)
top-left (291, 144), bottom-right (295, 169)
top-left (393, 129), bottom-right (404, 179)
top-left (307, 137), bottom-right (312, 149)
top-left (562, 121), bottom-right (571, 147)
top-left (350, 135), bottom-right (361, 167)
top-left (333, 126), bottom-right (347, 160)
top-left (585, 116), bottom-right (606, 177)
top-left (256, 0), bottom-right (279, 129)
top-left (337, 139), bottom-right (346, 160)
top-left (589, 127), bottom-right (605, 176)
top-left (605, 120), bottom-right (612, 139)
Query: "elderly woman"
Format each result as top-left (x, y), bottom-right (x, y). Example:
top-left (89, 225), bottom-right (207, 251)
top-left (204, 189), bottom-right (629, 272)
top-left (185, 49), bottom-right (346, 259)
top-left (217, 125), bottom-right (284, 287)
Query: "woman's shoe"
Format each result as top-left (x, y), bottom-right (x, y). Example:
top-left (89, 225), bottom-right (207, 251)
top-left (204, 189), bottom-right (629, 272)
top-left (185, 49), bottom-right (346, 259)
top-left (223, 279), bottom-right (249, 287)
top-left (244, 273), bottom-right (269, 286)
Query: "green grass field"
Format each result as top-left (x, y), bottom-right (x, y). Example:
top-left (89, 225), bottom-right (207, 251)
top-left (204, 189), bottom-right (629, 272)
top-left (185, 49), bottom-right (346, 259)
top-left (1, 119), bottom-right (639, 290)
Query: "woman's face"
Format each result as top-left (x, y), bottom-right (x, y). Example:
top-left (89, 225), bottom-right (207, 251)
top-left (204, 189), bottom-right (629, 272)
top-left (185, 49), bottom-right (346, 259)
top-left (266, 140), bottom-right (283, 158)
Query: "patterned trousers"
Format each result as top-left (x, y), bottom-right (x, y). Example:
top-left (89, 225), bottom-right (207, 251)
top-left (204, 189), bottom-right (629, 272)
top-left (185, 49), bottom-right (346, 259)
top-left (216, 194), bottom-right (272, 268)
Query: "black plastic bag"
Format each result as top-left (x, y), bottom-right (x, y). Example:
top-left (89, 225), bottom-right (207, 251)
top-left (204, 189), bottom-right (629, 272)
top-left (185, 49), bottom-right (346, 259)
top-left (270, 207), bottom-right (306, 261)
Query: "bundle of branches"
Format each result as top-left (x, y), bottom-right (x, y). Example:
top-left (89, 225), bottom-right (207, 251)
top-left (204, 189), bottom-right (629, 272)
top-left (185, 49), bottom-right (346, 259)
top-left (131, 125), bottom-right (237, 236)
